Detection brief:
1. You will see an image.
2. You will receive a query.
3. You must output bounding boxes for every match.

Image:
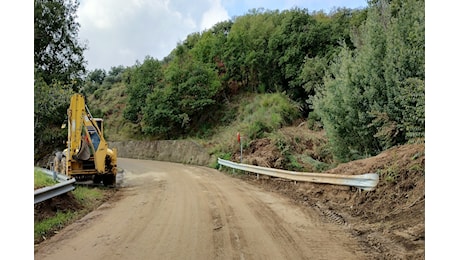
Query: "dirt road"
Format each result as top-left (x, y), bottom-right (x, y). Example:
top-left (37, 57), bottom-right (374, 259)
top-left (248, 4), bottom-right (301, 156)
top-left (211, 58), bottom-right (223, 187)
top-left (34, 158), bottom-right (369, 259)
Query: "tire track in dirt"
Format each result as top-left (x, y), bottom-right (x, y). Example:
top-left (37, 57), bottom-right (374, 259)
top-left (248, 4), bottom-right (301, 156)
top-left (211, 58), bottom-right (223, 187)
top-left (200, 182), bottom-right (246, 259)
top-left (35, 159), bottom-right (370, 260)
top-left (238, 181), bottom-right (367, 259)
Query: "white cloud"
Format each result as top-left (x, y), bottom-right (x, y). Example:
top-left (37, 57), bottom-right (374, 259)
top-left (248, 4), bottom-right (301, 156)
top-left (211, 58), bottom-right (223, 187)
top-left (78, 1), bottom-right (111, 29)
top-left (77, 0), bottom-right (212, 70)
top-left (200, 0), bottom-right (230, 31)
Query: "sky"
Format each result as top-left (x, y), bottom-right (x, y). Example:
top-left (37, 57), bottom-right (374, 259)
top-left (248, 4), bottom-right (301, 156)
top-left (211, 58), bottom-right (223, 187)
top-left (76, 0), bottom-right (369, 71)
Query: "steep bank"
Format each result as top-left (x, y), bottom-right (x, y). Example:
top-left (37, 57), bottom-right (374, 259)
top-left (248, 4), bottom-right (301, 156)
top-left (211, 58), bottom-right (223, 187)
top-left (109, 140), bottom-right (213, 166)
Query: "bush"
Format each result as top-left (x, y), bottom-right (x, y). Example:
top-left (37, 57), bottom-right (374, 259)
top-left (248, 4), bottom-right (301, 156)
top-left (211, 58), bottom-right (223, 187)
top-left (238, 93), bottom-right (300, 139)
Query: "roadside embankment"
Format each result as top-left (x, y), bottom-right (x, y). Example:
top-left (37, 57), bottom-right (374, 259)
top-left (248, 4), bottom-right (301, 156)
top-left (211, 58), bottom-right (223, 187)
top-left (109, 140), bottom-right (213, 166)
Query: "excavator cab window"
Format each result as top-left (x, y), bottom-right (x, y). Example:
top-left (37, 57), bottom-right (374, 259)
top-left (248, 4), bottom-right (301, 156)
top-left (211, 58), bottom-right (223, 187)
top-left (86, 126), bottom-right (100, 151)
top-left (95, 118), bottom-right (103, 134)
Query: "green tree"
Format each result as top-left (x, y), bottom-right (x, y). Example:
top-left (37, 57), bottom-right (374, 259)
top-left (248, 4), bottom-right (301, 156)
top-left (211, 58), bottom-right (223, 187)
top-left (270, 8), bottom-right (359, 110)
top-left (313, 46), bottom-right (374, 162)
top-left (313, 0), bottom-right (424, 162)
top-left (269, 8), bottom-right (321, 102)
top-left (225, 9), bottom-right (279, 92)
top-left (314, 3), bottom-right (389, 162)
top-left (142, 49), bottom-right (222, 137)
top-left (299, 8), bottom-right (366, 115)
top-left (191, 20), bottom-right (232, 84)
top-left (82, 68), bottom-right (106, 95)
top-left (382, 0), bottom-right (425, 144)
top-left (34, 0), bottom-right (87, 88)
top-left (299, 55), bottom-right (327, 109)
top-left (142, 86), bottom-right (181, 138)
top-left (34, 70), bottom-right (73, 161)
top-left (123, 57), bottom-right (164, 123)
top-left (104, 65), bottom-right (125, 85)
top-left (87, 69), bottom-right (106, 85)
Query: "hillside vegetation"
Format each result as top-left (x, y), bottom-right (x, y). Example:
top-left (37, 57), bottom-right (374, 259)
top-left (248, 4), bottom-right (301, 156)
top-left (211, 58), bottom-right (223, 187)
top-left (34, 0), bottom-right (424, 169)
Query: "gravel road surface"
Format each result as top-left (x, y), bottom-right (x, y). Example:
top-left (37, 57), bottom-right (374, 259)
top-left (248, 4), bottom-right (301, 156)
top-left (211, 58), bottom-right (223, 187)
top-left (34, 158), bottom-right (368, 259)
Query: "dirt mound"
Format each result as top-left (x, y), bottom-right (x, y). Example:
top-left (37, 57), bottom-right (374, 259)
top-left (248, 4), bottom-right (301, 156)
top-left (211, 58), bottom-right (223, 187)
top-left (234, 143), bottom-right (425, 259)
top-left (237, 138), bottom-right (285, 168)
top-left (235, 126), bottom-right (333, 172)
top-left (34, 193), bottom-right (82, 222)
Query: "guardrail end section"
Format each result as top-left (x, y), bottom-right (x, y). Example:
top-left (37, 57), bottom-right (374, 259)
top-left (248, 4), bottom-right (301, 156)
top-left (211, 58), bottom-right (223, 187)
top-left (364, 172), bottom-right (379, 189)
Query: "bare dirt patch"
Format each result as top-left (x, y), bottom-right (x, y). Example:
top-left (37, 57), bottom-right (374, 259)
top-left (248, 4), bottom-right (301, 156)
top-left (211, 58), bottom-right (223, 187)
top-left (34, 193), bottom-right (82, 222)
top-left (233, 142), bottom-right (425, 259)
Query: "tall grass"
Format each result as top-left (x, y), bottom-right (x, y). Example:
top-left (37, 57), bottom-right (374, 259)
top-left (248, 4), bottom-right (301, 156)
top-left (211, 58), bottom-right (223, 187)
top-left (238, 93), bottom-right (300, 139)
top-left (207, 92), bottom-right (300, 161)
top-left (72, 186), bottom-right (104, 209)
top-left (34, 211), bottom-right (77, 241)
top-left (34, 168), bottom-right (58, 189)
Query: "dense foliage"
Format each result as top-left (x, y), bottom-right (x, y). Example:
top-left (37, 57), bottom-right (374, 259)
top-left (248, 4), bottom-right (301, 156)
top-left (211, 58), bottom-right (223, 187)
top-left (34, 69), bottom-right (73, 159)
top-left (313, 0), bottom-right (424, 161)
top-left (34, 0), bottom-right (86, 87)
top-left (34, 0), bottom-right (424, 165)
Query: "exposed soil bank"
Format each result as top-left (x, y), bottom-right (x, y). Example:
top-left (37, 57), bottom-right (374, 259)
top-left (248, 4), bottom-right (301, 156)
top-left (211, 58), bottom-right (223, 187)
top-left (109, 140), bottom-right (213, 166)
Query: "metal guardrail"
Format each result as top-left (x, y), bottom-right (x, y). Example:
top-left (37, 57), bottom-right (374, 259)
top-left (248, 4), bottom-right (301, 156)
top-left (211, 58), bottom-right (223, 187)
top-left (34, 178), bottom-right (76, 204)
top-left (34, 167), bottom-right (76, 204)
top-left (37, 167), bottom-right (72, 182)
top-left (218, 158), bottom-right (379, 191)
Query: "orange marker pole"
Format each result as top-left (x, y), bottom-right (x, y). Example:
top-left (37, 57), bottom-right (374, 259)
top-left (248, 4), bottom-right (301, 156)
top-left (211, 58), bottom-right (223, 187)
top-left (237, 132), bottom-right (242, 163)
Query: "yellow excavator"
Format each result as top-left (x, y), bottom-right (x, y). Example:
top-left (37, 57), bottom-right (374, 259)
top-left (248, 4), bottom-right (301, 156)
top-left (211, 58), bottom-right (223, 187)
top-left (53, 93), bottom-right (117, 186)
